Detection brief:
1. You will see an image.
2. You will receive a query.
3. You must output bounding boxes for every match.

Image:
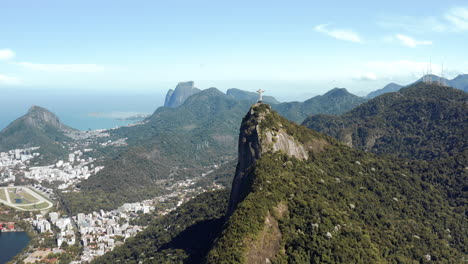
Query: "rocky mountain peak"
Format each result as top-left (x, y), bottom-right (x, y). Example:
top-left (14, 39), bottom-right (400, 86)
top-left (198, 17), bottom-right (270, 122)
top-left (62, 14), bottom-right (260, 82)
top-left (227, 103), bottom-right (328, 216)
top-left (163, 81), bottom-right (201, 108)
top-left (24, 105), bottom-right (70, 131)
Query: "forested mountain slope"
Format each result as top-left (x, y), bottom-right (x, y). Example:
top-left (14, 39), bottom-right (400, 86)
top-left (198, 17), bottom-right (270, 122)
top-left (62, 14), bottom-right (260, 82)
top-left (273, 88), bottom-right (366, 123)
top-left (207, 104), bottom-right (466, 263)
top-left (303, 83), bottom-right (467, 161)
top-left (0, 105), bottom-right (74, 162)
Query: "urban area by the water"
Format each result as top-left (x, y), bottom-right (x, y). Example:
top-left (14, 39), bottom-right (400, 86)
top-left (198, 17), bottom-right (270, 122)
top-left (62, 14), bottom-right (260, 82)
top-left (0, 126), bottom-right (222, 263)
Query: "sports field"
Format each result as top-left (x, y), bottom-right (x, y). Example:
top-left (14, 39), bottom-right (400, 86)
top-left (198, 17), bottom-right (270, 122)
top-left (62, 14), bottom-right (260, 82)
top-left (0, 186), bottom-right (53, 211)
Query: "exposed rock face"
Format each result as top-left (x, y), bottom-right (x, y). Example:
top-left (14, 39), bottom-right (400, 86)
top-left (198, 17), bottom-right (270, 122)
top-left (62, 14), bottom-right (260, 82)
top-left (23, 105), bottom-right (72, 131)
top-left (227, 103), bottom-right (311, 216)
top-left (263, 130), bottom-right (308, 160)
top-left (245, 202), bottom-right (288, 264)
top-left (163, 81), bottom-right (201, 108)
top-left (245, 211), bottom-right (282, 264)
top-left (164, 89), bottom-right (174, 107)
top-left (227, 105), bottom-right (263, 216)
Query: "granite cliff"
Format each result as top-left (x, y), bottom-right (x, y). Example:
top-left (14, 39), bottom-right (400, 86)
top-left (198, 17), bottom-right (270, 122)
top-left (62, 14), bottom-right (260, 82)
top-left (227, 103), bottom-right (325, 216)
top-left (163, 81), bottom-right (201, 108)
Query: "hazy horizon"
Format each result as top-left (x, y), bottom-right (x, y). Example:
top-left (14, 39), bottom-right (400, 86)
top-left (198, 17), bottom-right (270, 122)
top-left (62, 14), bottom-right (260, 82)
top-left (1, 0), bottom-right (467, 97)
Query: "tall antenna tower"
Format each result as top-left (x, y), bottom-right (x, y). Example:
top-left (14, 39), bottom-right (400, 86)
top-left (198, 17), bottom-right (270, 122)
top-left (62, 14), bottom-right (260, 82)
top-left (440, 63), bottom-right (445, 86)
top-left (428, 58), bottom-right (432, 84)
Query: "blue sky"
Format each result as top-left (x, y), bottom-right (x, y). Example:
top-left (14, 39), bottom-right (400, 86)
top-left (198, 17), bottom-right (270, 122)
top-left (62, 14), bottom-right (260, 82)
top-left (1, 0), bottom-right (467, 100)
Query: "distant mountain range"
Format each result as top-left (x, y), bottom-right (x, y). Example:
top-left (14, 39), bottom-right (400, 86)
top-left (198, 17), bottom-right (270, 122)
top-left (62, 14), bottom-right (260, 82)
top-left (273, 87), bottom-right (367, 123)
top-left (366, 74), bottom-right (468, 98)
top-left (164, 81), bottom-right (280, 108)
top-left (0, 106), bottom-right (73, 162)
top-left (63, 84), bottom-right (368, 212)
top-left (226, 88), bottom-right (280, 104)
top-left (366, 83), bottom-right (403, 99)
top-left (163, 82), bottom-right (365, 124)
top-left (305, 83), bottom-right (467, 161)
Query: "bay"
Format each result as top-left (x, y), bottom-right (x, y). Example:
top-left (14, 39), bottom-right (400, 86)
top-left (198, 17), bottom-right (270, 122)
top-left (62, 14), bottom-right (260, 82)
top-left (0, 88), bottom-right (165, 131)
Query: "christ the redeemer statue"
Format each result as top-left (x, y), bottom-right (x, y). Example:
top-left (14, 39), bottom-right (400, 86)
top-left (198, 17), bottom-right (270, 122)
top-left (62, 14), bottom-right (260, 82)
top-left (256, 89), bottom-right (265, 102)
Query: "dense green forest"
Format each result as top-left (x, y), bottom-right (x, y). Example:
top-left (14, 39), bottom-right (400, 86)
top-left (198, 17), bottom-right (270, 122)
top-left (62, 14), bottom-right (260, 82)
top-left (272, 88), bottom-right (366, 123)
top-left (303, 84), bottom-right (467, 161)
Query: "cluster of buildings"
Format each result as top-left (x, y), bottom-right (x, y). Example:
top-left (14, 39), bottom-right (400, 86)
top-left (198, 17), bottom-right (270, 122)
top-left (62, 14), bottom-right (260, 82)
top-left (74, 201), bottom-right (154, 262)
top-left (0, 132), bottom-right (229, 263)
top-left (24, 150), bottom-right (104, 190)
top-left (0, 221), bottom-right (16, 232)
top-left (32, 184), bottom-right (55, 199)
top-left (65, 129), bottom-right (110, 141)
top-left (0, 147), bottom-right (40, 183)
top-left (30, 212), bottom-right (76, 246)
top-left (32, 214), bottom-right (52, 233)
top-left (99, 137), bottom-right (127, 147)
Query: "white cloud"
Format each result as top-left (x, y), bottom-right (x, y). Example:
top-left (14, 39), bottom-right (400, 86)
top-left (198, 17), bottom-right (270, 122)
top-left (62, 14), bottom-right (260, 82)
top-left (0, 74), bottom-right (21, 85)
top-left (16, 62), bottom-right (106, 73)
top-left (359, 72), bottom-right (377, 81)
top-left (395, 34), bottom-right (432, 48)
top-left (0, 49), bottom-right (15, 60)
top-left (314, 24), bottom-right (362, 43)
top-left (445, 7), bottom-right (468, 31)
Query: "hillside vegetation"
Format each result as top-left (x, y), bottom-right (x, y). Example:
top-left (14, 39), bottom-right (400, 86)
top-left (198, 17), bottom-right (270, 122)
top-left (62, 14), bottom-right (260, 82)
top-left (0, 106), bottom-right (73, 162)
top-left (64, 88), bottom-right (250, 212)
top-left (65, 86), bottom-right (366, 213)
top-left (207, 104), bottom-right (466, 263)
top-left (303, 84), bottom-right (467, 161)
top-left (272, 88), bottom-right (366, 123)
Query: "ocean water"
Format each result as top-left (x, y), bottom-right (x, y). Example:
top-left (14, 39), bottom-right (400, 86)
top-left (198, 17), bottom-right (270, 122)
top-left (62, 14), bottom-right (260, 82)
top-left (0, 232), bottom-right (30, 264)
top-left (0, 89), bottom-right (165, 131)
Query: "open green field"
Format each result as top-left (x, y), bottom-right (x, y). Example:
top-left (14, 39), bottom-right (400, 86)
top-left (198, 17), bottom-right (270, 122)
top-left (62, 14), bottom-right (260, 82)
top-left (16, 188), bottom-right (40, 203)
top-left (0, 189), bottom-right (6, 201)
top-left (7, 189), bottom-right (23, 203)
